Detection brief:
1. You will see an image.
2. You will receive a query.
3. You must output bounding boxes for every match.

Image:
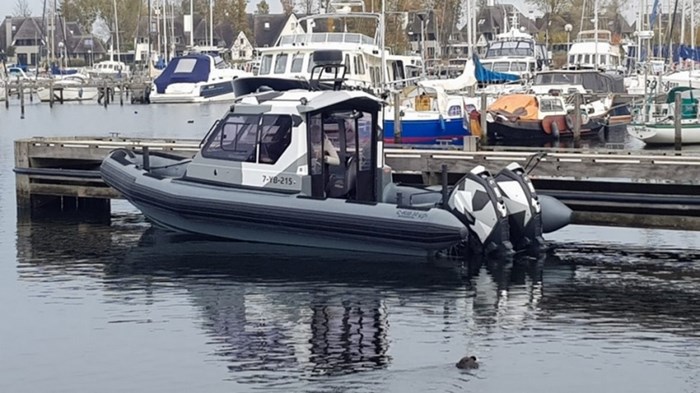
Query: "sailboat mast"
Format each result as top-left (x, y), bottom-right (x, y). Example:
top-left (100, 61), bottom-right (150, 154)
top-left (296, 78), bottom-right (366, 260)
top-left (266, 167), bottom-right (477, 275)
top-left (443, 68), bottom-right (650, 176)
top-left (113, 0), bottom-right (121, 63)
top-left (190, 0), bottom-right (194, 47)
top-left (594, 0), bottom-right (598, 66)
top-left (163, 0), bottom-right (168, 61)
top-left (209, 0), bottom-right (214, 47)
top-left (171, 1), bottom-right (176, 58)
top-left (680, 0), bottom-right (685, 46)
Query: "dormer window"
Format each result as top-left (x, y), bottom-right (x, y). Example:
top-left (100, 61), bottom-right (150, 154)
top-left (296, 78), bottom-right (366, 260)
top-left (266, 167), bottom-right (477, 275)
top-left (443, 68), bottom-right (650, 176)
top-left (264, 22), bottom-right (270, 30)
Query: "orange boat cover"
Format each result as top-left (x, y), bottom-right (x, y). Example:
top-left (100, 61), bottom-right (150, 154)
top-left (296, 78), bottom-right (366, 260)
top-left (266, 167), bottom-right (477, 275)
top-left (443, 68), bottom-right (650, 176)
top-left (487, 95), bottom-right (539, 120)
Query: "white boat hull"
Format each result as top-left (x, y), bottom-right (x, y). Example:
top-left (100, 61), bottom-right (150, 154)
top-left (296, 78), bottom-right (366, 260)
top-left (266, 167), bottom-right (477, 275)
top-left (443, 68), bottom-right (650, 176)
top-left (629, 123), bottom-right (700, 145)
top-left (36, 86), bottom-right (98, 102)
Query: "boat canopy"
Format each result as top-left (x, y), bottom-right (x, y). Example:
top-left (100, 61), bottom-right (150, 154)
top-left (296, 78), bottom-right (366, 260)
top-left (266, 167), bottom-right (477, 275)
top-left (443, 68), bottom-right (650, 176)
top-left (153, 54), bottom-right (211, 94)
top-left (665, 86), bottom-right (700, 103)
top-left (533, 70), bottom-right (624, 93)
top-left (472, 54), bottom-right (520, 83)
top-left (488, 94), bottom-right (539, 120)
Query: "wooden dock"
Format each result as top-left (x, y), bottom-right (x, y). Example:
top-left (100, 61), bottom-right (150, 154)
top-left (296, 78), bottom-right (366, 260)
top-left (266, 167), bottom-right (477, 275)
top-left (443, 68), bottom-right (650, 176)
top-left (13, 137), bottom-right (700, 230)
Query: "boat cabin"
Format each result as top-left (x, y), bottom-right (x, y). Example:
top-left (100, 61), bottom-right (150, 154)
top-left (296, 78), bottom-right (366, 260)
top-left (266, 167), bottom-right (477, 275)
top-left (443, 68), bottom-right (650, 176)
top-left (186, 67), bottom-right (383, 202)
top-left (531, 70), bottom-right (625, 96)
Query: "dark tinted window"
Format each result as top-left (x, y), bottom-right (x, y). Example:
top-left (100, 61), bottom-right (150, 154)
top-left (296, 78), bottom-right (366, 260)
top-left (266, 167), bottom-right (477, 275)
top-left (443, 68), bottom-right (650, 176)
top-left (259, 116), bottom-right (293, 164)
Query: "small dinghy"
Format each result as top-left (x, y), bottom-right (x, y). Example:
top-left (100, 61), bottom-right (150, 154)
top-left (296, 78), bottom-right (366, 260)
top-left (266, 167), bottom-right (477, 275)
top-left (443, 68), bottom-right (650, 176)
top-left (101, 54), bottom-right (571, 256)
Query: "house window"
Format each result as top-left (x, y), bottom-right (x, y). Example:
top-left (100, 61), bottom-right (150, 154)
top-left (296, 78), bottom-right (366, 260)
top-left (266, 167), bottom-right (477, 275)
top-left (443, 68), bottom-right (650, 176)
top-left (240, 38), bottom-right (244, 45)
top-left (239, 50), bottom-right (246, 58)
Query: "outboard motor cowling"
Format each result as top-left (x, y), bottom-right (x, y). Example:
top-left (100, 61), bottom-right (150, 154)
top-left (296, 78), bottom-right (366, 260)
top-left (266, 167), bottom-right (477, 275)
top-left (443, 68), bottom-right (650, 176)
top-left (495, 163), bottom-right (544, 250)
top-left (447, 166), bottom-right (513, 255)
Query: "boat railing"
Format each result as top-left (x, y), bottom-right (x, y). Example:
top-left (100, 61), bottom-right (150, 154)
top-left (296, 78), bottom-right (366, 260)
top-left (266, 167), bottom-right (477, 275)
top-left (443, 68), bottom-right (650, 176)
top-left (576, 30), bottom-right (613, 43)
top-left (276, 32), bottom-right (376, 47)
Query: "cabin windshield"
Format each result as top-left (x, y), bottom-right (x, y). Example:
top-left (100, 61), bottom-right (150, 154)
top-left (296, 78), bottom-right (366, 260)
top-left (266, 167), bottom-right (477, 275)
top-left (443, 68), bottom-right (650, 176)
top-left (201, 114), bottom-right (293, 164)
top-left (486, 40), bottom-right (534, 58)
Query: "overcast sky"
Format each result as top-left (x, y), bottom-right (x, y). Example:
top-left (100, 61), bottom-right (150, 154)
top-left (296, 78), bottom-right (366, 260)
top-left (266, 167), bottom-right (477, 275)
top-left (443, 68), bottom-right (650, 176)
top-left (1, 0), bottom-right (644, 30)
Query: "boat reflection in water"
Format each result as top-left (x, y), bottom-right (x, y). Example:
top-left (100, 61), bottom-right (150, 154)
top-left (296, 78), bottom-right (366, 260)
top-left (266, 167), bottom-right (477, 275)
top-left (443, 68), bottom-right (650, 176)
top-left (14, 215), bottom-right (700, 390)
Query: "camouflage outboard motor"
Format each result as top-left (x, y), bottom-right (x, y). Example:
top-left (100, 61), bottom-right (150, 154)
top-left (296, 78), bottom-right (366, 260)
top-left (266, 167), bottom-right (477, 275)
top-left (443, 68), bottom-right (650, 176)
top-left (494, 163), bottom-right (545, 251)
top-left (447, 165), bottom-right (513, 255)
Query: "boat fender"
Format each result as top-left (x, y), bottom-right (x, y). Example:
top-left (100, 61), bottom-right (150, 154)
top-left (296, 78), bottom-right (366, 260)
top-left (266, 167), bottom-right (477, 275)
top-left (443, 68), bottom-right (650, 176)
top-left (565, 115), bottom-right (574, 130)
top-left (439, 114), bottom-right (446, 131)
top-left (551, 121), bottom-right (560, 139)
top-left (539, 194), bottom-right (572, 233)
top-left (494, 163), bottom-right (544, 251)
top-left (580, 112), bottom-right (589, 125)
top-left (446, 165), bottom-right (513, 255)
top-left (78, 87), bottom-right (83, 99)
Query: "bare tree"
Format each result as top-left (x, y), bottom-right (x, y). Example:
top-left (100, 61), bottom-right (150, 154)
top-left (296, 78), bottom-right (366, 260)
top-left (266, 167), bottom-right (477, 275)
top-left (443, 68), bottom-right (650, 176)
top-left (526, 0), bottom-right (570, 16)
top-left (13, 0), bottom-right (32, 17)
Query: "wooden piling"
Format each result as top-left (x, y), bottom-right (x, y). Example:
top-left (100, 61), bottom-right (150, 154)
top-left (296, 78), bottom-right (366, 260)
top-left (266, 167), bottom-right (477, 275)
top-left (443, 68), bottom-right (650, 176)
top-left (480, 93), bottom-right (488, 144)
top-left (19, 81), bottom-right (25, 119)
top-left (49, 79), bottom-right (54, 108)
top-left (674, 91), bottom-right (682, 152)
top-left (4, 82), bottom-right (8, 108)
top-left (573, 93), bottom-right (582, 143)
top-left (119, 83), bottom-right (124, 106)
top-left (393, 91), bottom-right (402, 144)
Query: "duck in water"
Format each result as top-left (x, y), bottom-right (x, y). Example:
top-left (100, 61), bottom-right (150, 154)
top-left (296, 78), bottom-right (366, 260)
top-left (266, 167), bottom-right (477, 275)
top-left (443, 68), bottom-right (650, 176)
top-left (456, 355), bottom-right (479, 369)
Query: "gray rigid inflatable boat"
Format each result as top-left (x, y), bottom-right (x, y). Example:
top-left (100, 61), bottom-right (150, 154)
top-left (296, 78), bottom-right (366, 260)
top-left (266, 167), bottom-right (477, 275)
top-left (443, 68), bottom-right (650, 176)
top-left (101, 86), bottom-right (571, 256)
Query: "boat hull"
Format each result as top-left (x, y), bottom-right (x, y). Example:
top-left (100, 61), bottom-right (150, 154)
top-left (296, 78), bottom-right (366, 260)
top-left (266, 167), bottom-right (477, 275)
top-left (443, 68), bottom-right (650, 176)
top-left (628, 123), bottom-right (700, 145)
top-left (487, 116), bottom-right (604, 143)
top-left (383, 116), bottom-right (468, 145)
top-left (100, 150), bottom-right (468, 256)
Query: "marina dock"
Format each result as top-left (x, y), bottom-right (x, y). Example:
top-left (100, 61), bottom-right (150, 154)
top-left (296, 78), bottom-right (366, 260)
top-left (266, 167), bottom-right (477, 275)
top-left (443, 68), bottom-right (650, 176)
top-left (13, 137), bottom-right (700, 230)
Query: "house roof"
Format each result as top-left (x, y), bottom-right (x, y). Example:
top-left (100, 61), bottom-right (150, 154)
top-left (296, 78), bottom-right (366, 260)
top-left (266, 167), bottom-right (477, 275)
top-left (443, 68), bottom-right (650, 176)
top-left (12, 17), bottom-right (43, 41)
top-left (253, 14), bottom-right (290, 47)
top-left (473, 5), bottom-right (537, 36)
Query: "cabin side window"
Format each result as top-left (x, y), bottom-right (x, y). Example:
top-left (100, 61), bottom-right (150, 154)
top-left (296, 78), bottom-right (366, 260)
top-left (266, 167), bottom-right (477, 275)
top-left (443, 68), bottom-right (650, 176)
top-left (290, 54), bottom-right (304, 73)
top-left (202, 115), bottom-right (260, 162)
top-left (202, 114), bottom-right (294, 164)
top-left (274, 54), bottom-right (289, 74)
top-left (258, 115), bottom-right (293, 164)
top-left (260, 55), bottom-right (273, 75)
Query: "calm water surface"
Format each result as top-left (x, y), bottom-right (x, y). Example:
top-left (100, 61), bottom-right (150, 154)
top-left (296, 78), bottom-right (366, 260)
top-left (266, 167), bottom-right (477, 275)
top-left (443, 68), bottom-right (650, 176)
top-left (1, 103), bottom-right (700, 392)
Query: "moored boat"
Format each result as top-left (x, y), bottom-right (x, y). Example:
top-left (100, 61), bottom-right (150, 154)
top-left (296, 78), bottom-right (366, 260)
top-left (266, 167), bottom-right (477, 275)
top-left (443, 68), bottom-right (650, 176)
top-left (150, 53), bottom-right (252, 103)
top-left (486, 94), bottom-right (604, 144)
top-left (629, 86), bottom-right (700, 145)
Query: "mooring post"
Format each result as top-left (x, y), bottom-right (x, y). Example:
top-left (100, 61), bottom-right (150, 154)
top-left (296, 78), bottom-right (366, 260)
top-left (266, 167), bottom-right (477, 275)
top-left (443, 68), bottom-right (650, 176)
top-left (19, 80), bottom-right (25, 119)
top-left (573, 93), bottom-right (582, 142)
top-left (103, 81), bottom-right (108, 108)
top-left (4, 81), bottom-right (9, 108)
top-left (674, 91), bottom-right (682, 151)
top-left (393, 91), bottom-right (402, 144)
top-left (49, 79), bottom-right (54, 108)
top-left (119, 83), bottom-right (124, 106)
top-left (480, 93), bottom-right (488, 144)
top-left (441, 164), bottom-right (449, 209)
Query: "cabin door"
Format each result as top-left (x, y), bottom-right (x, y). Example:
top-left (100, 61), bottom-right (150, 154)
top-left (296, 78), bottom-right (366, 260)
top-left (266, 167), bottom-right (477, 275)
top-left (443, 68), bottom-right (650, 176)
top-left (307, 111), bottom-right (377, 202)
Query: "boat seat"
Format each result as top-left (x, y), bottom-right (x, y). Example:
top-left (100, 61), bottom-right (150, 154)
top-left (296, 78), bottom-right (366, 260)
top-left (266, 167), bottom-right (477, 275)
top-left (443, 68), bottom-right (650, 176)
top-left (327, 155), bottom-right (357, 198)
